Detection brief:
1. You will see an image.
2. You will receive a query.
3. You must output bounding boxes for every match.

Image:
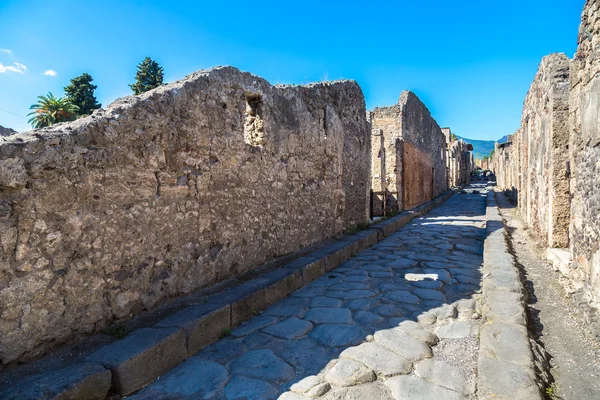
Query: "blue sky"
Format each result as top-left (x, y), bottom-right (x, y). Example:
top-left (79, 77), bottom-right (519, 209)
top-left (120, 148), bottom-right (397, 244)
top-left (0, 0), bottom-right (585, 139)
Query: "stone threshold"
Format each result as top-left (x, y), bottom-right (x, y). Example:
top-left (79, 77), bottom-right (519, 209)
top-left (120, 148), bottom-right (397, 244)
top-left (1, 189), bottom-right (458, 399)
top-left (477, 189), bottom-right (544, 399)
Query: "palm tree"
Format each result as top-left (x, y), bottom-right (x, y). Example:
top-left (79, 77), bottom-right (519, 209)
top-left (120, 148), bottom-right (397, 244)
top-left (27, 92), bottom-right (79, 128)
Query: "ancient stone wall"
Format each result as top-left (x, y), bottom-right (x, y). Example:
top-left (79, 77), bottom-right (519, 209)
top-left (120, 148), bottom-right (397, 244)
top-left (0, 125), bottom-right (15, 137)
top-left (569, 0), bottom-right (600, 305)
top-left (370, 91), bottom-right (448, 215)
top-left (491, 54), bottom-right (571, 248)
top-left (523, 54), bottom-right (570, 247)
top-left (398, 92), bottom-right (448, 200)
top-left (444, 128), bottom-right (474, 188)
top-left (0, 66), bottom-right (371, 364)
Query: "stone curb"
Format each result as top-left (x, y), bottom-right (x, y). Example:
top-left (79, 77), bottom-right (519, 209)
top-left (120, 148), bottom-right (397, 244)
top-left (3, 189), bottom-right (457, 398)
top-left (477, 190), bottom-right (542, 400)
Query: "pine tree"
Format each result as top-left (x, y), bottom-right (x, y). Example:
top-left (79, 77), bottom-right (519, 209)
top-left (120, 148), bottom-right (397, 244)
top-left (64, 73), bottom-right (101, 116)
top-left (129, 57), bottom-right (164, 95)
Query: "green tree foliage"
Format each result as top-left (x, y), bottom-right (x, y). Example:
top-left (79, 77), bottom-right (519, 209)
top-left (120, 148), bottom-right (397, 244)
top-left (27, 92), bottom-right (79, 128)
top-left (451, 133), bottom-right (457, 141)
top-left (129, 57), bottom-right (164, 95)
top-left (64, 73), bottom-right (101, 116)
top-left (489, 149), bottom-right (496, 158)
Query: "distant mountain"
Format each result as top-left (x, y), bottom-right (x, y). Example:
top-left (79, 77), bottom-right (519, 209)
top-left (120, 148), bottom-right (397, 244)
top-left (0, 125), bottom-right (16, 137)
top-left (457, 135), bottom-right (508, 160)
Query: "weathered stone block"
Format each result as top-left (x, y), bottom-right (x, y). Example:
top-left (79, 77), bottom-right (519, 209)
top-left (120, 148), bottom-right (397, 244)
top-left (86, 327), bottom-right (187, 395)
top-left (0, 363), bottom-right (111, 400)
top-left (300, 258), bottom-right (327, 283)
top-left (155, 303), bottom-right (230, 356)
top-left (267, 268), bottom-right (303, 304)
top-left (230, 285), bottom-right (270, 326)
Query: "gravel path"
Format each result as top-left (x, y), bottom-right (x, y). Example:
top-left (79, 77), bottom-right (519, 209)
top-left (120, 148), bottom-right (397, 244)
top-left (496, 192), bottom-right (600, 400)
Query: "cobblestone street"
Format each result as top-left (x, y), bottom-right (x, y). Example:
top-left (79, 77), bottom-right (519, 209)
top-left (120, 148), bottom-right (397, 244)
top-left (132, 185), bottom-right (489, 399)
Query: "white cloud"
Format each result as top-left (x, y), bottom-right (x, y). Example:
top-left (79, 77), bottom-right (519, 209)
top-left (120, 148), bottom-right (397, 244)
top-left (0, 49), bottom-right (12, 54)
top-left (0, 62), bottom-right (26, 74)
top-left (43, 69), bottom-right (57, 77)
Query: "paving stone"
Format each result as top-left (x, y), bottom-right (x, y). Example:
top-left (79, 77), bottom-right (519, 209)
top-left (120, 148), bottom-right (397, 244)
top-left (305, 307), bottom-right (353, 324)
top-left (155, 303), bottom-right (230, 356)
top-left (452, 268), bottom-right (482, 279)
top-left (412, 288), bottom-right (447, 302)
top-left (0, 363), bottom-right (111, 400)
top-left (456, 298), bottom-right (477, 311)
top-left (388, 317), bottom-right (409, 327)
top-left (361, 264), bottom-right (390, 272)
top-left (225, 376), bottom-right (279, 400)
top-left (306, 382), bottom-right (332, 397)
top-left (310, 324), bottom-right (365, 347)
top-left (323, 382), bottom-right (394, 400)
top-left (324, 359), bottom-right (376, 387)
top-left (231, 315), bottom-right (279, 337)
top-left (387, 259), bottom-right (418, 269)
top-left (197, 338), bottom-right (246, 364)
top-left (404, 273), bottom-right (440, 282)
top-left (311, 296), bottom-right (343, 308)
top-left (422, 299), bottom-right (445, 308)
top-left (345, 298), bottom-right (376, 310)
top-left (231, 349), bottom-right (294, 382)
top-left (409, 279), bottom-right (444, 290)
top-left (262, 317), bottom-right (313, 339)
top-left (414, 358), bottom-right (471, 395)
top-left (431, 304), bottom-right (458, 320)
top-left (372, 304), bottom-right (403, 317)
top-left (483, 291), bottom-right (526, 325)
top-left (242, 332), bottom-right (288, 353)
top-left (264, 297), bottom-right (310, 318)
top-left (290, 376), bottom-right (323, 394)
top-left (421, 268), bottom-right (452, 283)
top-left (374, 328), bottom-right (432, 362)
top-left (327, 290), bottom-right (376, 300)
top-left (386, 375), bottom-right (467, 400)
top-left (341, 342), bottom-right (412, 376)
top-left (480, 323), bottom-right (532, 365)
top-left (344, 274), bottom-right (370, 282)
top-left (456, 243), bottom-right (483, 254)
top-left (411, 254), bottom-right (451, 262)
top-left (455, 274), bottom-right (481, 285)
top-left (135, 359), bottom-right (228, 397)
top-left (369, 271), bottom-right (394, 278)
top-left (279, 393), bottom-right (310, 400)
top-left (379, 282), bottom-right (410, 292)
top-left (353, 255), bottom-right (381, 261)
top-left (281, 338), bottom-right (337, 375)
top-left (86, 327), bottom-right (187, 395)
top-left (292, 286), bottom-right (327, 298)
top-left (354, 310), bottom-right (384, 325)
top-left (311, 277), bottom-right (343, 288)
top-left (478, 356), bottom-right (540, 399)
top-left (384, 290), bottom-right (421, 304)
top-left (329, 282), bottom-right (370, 291)
top-left (396, 320), bottom-right (438, 345)
top-left (436, 321), bottom-right (479, 339)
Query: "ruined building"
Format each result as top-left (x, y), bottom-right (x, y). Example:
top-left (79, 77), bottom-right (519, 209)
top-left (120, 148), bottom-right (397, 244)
top-left (443, 128), bottom-right (474, 188)
top-left (369, 91), bottom-right (453, 216)
top-left (0, 67), bottom-right (371, 364)
top-left (491, 0), bottom-right (600, 308)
